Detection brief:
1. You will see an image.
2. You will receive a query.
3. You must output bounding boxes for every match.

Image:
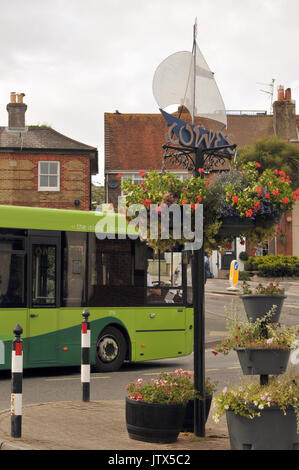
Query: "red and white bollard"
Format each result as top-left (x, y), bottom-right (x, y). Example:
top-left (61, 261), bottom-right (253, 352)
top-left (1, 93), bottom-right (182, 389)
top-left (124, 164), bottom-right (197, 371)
top-left (81, 309), bottom-right (90, 402)
top-left (11, 324), bottom-right (23, 438)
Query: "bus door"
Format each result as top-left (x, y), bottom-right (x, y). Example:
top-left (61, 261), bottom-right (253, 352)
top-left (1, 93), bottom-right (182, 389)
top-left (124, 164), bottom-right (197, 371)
top-left (28, 235), bottom-right (61, 365)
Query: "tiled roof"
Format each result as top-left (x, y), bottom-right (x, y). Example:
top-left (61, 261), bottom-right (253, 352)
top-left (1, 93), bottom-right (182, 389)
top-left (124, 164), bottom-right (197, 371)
top-left (0, 126), bottom-right (98, 173)
top-left (104, 110), bottom-right (276, 171)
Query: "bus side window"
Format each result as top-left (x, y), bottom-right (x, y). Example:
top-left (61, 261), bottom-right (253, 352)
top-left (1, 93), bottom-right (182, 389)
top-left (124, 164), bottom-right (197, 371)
top-left (62, 232), bottom-right (87, 307)
top-left (147, 250), bottom-right (183, 304)
top-left (0, 238), bottom-right (26, 308)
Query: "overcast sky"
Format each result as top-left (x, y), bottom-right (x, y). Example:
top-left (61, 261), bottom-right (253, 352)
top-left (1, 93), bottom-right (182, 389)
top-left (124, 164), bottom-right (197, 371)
top-left (1, 0), bottom-right (299, 184)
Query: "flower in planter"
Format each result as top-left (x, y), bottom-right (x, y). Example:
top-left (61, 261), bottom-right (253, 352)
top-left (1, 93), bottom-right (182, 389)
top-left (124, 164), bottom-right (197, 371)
top-left (212, 373), bottom-right (299, 432)
top-left (211, 304), bottom-right (298, 356)
top-left (126, 369), bottom-right (216, 404)
top-left (242, 281), bottom-right (285, 295)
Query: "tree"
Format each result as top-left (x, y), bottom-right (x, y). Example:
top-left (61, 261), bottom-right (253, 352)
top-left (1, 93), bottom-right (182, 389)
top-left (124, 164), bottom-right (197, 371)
top-left (237, 136), bottom-right (299, 189)
top-left (91, 184), bottom-right (105, 210)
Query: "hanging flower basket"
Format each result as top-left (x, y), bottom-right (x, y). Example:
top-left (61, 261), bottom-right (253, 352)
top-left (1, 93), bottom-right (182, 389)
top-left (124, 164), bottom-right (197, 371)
top-left (121, 163), bottom-right (299, 252)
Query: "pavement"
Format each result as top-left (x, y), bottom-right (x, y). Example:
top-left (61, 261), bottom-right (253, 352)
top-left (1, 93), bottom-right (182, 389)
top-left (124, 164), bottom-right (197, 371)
top-left (0, 276), bottom-right (298, 451)
top-left (0, 400), bottom-right (230, 451)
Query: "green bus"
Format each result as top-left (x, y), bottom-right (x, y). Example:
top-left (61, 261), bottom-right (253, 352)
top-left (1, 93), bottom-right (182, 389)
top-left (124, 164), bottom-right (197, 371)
top-left (0, 204), bottom-right (193, 372)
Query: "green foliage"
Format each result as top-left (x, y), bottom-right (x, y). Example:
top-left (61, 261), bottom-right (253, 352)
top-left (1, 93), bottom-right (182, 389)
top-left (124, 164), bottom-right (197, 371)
top-left (91, 184), bottom-right (105, 210)
top-left (126, 369), bottom-right (216, 404)
top-left (211, 303), bottom-right (298, 355)
top-left (238, 135), bottom-right (299, 190)
top-left (245, 255), bottom-right (299, 277)
top-left (239, 251), bottom-right (249, 261)
top-left (213, 374), bottom-right (299, 428)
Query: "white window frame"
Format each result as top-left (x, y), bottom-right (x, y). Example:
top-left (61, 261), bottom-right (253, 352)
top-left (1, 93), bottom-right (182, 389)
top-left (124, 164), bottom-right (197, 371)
top-left (38, 161), bottom-right (60, 192)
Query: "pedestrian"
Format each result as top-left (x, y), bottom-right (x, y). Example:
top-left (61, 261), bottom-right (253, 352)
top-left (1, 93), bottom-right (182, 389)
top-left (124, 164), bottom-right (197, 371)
top-left (204, 252), bottom-right (213, 282)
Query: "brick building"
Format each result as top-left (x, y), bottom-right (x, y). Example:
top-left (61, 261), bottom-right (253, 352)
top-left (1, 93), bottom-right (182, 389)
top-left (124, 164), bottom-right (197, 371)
top-left (0, 92), bottom-right (98, 210)
top-left (104, 86), bottom-right (299, 266)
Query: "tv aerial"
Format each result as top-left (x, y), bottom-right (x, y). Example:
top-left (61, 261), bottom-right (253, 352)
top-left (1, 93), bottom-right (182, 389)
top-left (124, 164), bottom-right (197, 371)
top-left (257, 78), bottom-right (275, 113)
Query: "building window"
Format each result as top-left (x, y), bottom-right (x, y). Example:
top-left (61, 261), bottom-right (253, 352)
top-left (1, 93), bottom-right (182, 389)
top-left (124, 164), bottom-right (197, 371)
top-left (38, 161), bottom-right (60, 191)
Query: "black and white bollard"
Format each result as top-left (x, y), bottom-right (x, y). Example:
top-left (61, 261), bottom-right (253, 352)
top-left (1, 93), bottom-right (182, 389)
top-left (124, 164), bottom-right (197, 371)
top-left (11, 324), bottom-right (23, 438)
top-left (81, 309), bottom-right (90, 402)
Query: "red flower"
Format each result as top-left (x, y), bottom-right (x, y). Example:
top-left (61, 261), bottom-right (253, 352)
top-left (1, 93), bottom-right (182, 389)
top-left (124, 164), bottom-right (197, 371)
top-left (282, 197), bottom-right (289, 204)
top-left (246, 209), bottom-right (253, 218)
top-left (211, 349), bottom-right (218, 356)
top-left (275, 169), bottom-right (279, 175)
top-left (232, 196), bottom-right (239, 204)
top-left (255, 186), bottom-right (262, 195)
top-left (253, 201), bottom-right (260, 211)
top-left (116, 173), bottom-right (123, 179)
top-left (141, 199), bottom-right (151, 209)
top-left (255, 162), bottom-right (261, 168)
top-left (234, 336), bottom-right (238, 339)
top-left (198, 168), bottom-right (204, 173)
top-left (279, 170), bottom-right (286, 177)
top-left (196, 195), bottom-right (202, 203)
top-left (272, 189), bottom-right (279, 196)
top-left (265, 193), bottom-right (270, 199)
top-left (182, 199), bottom-right (188, 205)
top-left (139, 170), bottom-right (147, 178)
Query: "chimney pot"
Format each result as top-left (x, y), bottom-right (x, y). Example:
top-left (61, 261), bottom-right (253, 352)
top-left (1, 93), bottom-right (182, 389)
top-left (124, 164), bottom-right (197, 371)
top-left (10, 92), bottom-right (17, 103)
top-left (277, 85), bottom-right (284, 101)
top-left (17, 93), bottom-right (25, 103)
top-left (285, 88), bottom-right (291, 100)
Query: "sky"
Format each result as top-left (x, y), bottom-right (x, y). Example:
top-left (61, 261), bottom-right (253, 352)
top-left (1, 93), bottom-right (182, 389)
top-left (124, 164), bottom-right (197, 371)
top-left (0, 0), bottom-right (299, 185)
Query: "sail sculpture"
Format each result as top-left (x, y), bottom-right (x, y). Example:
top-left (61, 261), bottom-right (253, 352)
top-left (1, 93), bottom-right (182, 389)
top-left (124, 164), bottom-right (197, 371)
top-left (152, 37), bottom-right (227, 128)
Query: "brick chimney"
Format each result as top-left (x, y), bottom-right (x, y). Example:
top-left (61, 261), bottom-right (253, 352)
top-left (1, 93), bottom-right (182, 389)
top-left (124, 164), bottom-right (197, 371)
top-left (6, 92), bottom-right (27, 130)
top-left (273, 86), bottom-right (298, 141)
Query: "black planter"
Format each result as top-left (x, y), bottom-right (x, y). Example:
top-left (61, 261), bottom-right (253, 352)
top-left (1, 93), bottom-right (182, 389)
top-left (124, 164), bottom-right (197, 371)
top-left (241, 294), bottom-right (286, 323)
top-left (218, 216), bottom-right (255, 237)
top-left (235, 347), bottom-right (290, 375)
top-left (226, 407), bottom-right (299, 450)
top-left (181, 394), bottom-right (213, 432)
top-left (125, 397), bottom-right (186, 443)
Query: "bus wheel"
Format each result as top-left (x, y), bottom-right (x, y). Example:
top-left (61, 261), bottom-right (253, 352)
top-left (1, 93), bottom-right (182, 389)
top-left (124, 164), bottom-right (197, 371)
top-left (95, 327), bottom-right (127, 372)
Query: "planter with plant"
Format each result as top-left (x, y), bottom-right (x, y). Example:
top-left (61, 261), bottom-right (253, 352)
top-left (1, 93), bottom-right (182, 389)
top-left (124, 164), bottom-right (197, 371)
top-left (181, 375), bottom-right (217, 433)
top-left (213, 374), bottom-right (299, 450)
top-left (125, 369), bottom-right (215, 442)
top-left (211, 305), bottom-right (298, 375)
top-left (241, 281), bottom-right (286, 322)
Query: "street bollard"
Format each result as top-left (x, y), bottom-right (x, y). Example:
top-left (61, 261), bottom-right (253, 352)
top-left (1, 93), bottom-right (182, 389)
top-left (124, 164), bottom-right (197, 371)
top-left (81, 309), bottom-right (90, 402)
top-left (11, 324), bottom-right (23, 438)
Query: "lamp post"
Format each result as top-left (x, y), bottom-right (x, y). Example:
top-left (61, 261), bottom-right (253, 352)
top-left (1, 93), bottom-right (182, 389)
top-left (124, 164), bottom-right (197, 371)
top-left (162, 141), bottom-right (236, 437)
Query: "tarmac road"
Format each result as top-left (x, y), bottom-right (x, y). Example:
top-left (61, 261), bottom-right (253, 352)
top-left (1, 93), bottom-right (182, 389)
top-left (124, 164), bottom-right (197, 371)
top-left (0, 278), bottom-right (298, 412)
